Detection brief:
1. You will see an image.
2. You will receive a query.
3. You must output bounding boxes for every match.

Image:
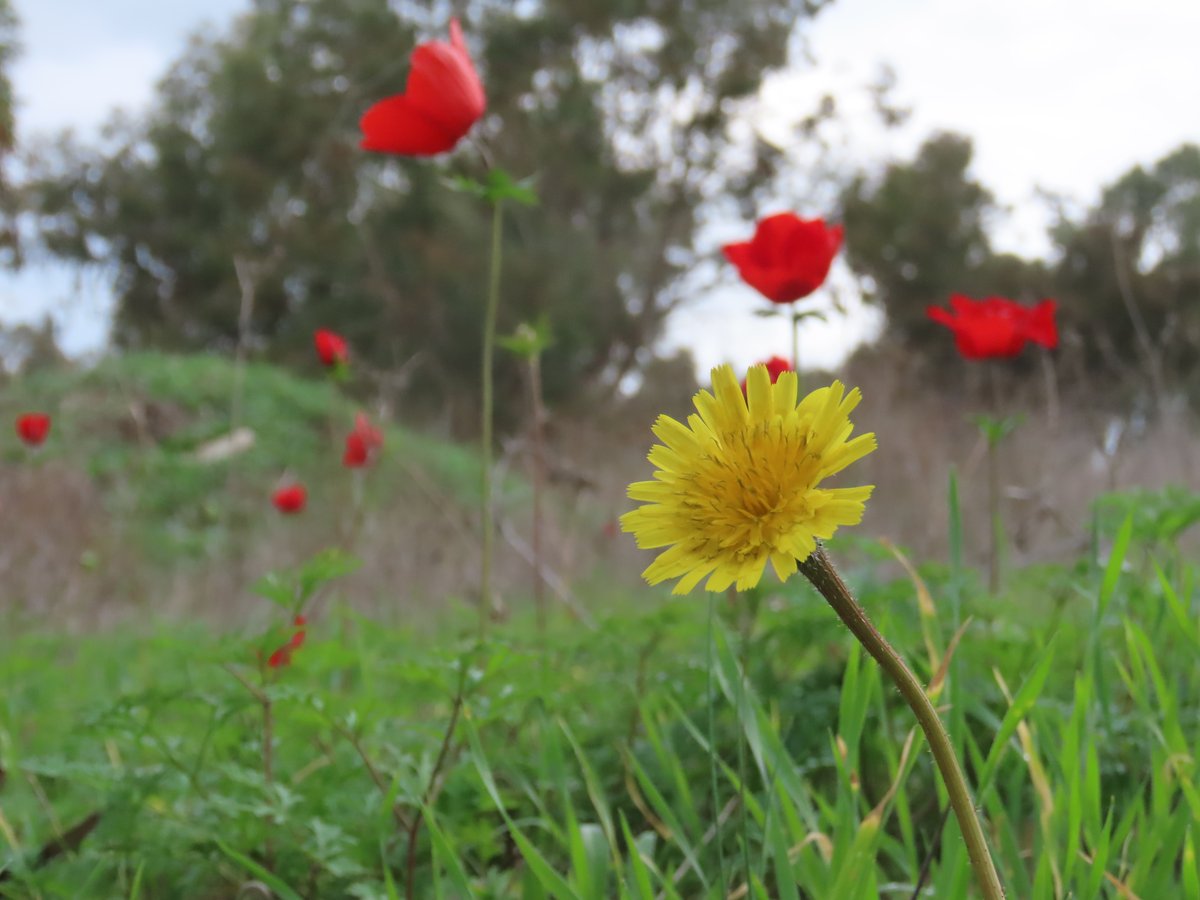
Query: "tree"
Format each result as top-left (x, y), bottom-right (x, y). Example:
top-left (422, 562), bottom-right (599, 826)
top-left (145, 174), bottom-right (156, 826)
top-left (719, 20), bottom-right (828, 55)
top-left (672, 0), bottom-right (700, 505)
top-left (0, 0), bottom-right (18, 263)
top-left (1049, 143), bottom-right (1200, 400)
top-left (839, 132), bottom-right (1054, 372)
top-left (27, 0), bottom-right (829, 429)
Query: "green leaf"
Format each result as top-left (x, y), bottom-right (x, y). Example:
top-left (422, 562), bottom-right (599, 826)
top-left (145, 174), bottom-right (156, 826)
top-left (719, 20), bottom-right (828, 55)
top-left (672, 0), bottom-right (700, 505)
top-left (446, 168), bottom-right (539, 205)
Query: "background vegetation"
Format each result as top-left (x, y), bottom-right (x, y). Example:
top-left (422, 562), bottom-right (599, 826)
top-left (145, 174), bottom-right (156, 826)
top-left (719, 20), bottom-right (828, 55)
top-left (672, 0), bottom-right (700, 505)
top-left (1, 0), bottom-right (1197, 897)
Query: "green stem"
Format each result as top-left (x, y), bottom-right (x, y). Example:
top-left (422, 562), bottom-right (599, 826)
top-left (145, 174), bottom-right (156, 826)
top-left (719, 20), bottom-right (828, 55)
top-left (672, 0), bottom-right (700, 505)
top-left (732, 590), bottom-right (752, 890)
top-left (529, 352), bottom-right (547, 636)
top-left (986, 363), bottom-right (1003, 594)
top-left (706, 594), bottom-right (727, 892)
top-left (479, 198), bottom-right (504, 641)
top-left (791, 310), bottom-right (802, 393)
top-left (798, 545), bottom-right (1005, 900)
top-left (986, 436), bottom-right (1001, 594)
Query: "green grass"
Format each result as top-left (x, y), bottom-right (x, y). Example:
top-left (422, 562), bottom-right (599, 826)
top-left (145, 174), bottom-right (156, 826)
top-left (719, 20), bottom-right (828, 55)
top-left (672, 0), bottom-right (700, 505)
top-left (2, 353), bottom-right (490, 565)
top-left (2, 513), bottom-right (1198, 898)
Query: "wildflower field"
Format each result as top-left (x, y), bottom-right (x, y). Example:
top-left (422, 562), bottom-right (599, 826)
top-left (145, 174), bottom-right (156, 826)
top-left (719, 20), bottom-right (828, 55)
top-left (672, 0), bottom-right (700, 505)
top-left (3, 4), bottom-right (1200, 900)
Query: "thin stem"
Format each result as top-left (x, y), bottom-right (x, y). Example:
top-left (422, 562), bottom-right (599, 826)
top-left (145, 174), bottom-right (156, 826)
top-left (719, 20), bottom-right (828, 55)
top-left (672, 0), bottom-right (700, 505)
top-left (529, 352), bottom-right (547, 635)
top-left (986, 364), bottom-right (1002, 594)
top-left (706, 594), bottom-right (727, 893)
top-left (404, 648), bottom-right (473, 900)
top-left (790, 310), bottom-right (802, 393)
top-left (986, 437), bottom-right (1001, 594)
top-left (798, 545), bottom-right (1005, 900)
top-left (732, 589), bottom-right (752, 891)
top-left (224, 664), bottom-right (276, 871)
top-left (479, 198), bottom-right (504, 640)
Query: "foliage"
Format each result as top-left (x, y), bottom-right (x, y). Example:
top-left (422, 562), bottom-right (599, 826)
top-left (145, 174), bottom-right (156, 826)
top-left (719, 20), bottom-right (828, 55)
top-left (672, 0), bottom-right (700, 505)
top-left (25, 0), bottom-right (826, 430)
top-left (839, 132), bottom-right (1052, 359)
top-left (841, 134), bottom-right (1200, 400)
top-left (2, 517), bottom-right (1198, 896)
top-left (1050, 143), bottom-right (1200, 395)
top-left (0, 351), bottom-right (487, 565)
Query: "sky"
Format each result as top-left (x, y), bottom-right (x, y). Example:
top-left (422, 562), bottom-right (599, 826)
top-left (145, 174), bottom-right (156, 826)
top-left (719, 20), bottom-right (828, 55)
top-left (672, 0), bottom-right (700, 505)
top-left (2, 0), bottom-right (1199, 369)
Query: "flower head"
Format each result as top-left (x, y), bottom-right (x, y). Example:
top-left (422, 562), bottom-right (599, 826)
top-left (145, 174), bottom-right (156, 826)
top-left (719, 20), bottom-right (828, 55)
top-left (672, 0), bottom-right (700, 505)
top-left (272, 483), bottom-right (307, 515)
top-left (360, 18), bottom-right (486, 156)
top-left (622, 364), bottom-right (876, 594)
top-left (927, 295), bottom-right (1058, 360)
top-left (343, 412), bottom-right (384, 468)
top-left (723, 214), bottom-right (843, 304)
top-left (267, 616), bottom-right (308, 669)
top-left (15, 412), bottom-right (51, 447)
top-left (314, 329), bottom-right (349, 367)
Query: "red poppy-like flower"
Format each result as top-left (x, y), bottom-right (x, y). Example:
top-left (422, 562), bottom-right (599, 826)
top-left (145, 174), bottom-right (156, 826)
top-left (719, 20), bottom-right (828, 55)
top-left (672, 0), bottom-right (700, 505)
top-left (314, 329), bottom-right (348, 367)
top-left (722, 214), bottom-right (844, 304)
top-left (927, 295), bottom-right (1058, 361)
top-left (15, 412), bottom-right (51, 447)
top-left (268, 616), bottom-right (308, 669)
top-left (343, 413), bottom-right (384, 468)
top-left (360, 18), bottom-right (486, 157)
top-left (740, 356), bottom-right (794, 393)
top-left (272, 483), bottom-right (307, 514)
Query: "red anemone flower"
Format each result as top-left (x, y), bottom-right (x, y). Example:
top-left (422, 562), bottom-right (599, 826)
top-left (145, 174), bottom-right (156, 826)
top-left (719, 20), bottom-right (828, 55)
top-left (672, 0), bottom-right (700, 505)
top-left (269, 615), bottom-right (309, 668)
top-left (343, 413), bottom-right (384, 468)
top-left (740, 356), bottom-right (794, 393)
top-left (360, 18), bottom-right (486, 157)
top-left (722, 214), bottom-right (843, 304)
top-left (314, 329), bottom-right (348, 367)
top-left (16, 412), bottom-right (51, 447)
top-left (927, 295), bottom-right (1058, 360)
top-left (272, 483), bottom-right (307, 515)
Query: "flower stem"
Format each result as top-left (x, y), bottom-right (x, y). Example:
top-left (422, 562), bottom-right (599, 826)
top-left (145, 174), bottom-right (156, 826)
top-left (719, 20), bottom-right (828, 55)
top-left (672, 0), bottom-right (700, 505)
top-left (706, 593), bottom-right (728, 891)
top-left (986, 363), bottom-right (1002, 594)
top-left (479, 198), bottom-right (504, 640)
top-left (791, 310), bottom-right (803, 393)
top-left (528, 351), bottom-right (547, 636)
top-left (986, 436), bottom-right (1001, 594)
top-left (798, 545), bottom-right (1005, 900)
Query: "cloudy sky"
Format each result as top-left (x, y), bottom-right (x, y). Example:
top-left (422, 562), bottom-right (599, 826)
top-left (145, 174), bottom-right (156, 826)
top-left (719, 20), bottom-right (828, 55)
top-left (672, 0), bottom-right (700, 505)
top-left (3, 0), bottom-right (1199, 368)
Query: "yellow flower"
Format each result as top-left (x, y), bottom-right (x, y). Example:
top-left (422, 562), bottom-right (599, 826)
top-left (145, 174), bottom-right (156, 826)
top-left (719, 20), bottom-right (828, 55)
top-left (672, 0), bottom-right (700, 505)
top-left (621, 364), bottom-right (876, 594)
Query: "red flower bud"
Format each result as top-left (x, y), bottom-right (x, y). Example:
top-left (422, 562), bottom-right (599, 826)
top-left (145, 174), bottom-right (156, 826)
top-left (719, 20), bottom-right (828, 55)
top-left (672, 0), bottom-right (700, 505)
top-left (343, 413), bottom-right (384, 468)
top-left (740, 356), bottom-right (794, 393)
top-left (314, 329), bottom-right (349, 367)
top-left (272, 483), bottom-right (307, 514)
top-left (16, 412), bottom-right (51, 447)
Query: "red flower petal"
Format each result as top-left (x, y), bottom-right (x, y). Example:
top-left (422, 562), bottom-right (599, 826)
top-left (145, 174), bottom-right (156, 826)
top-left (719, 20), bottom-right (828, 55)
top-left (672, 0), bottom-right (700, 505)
top-left (343, 413), bottom-right (384, 468)
top-left (722, 214), bottom-right (842, 304)
top-left (343, 432), bottom-right (369, 468)
top-left (268, 647), bottom-right (292, 668)
top-left (740, 356), bottom-right (794, 393)
top-left (314, 329), bottom-right (348, 367)
top-left (360, 18), bottom-right (486, 157)
top-left (928, 295), bottom-right (1059, 361)
top-left (272, 483), bottom-right (307, 514)
top-left (15, 412), bottom-right (51, 447)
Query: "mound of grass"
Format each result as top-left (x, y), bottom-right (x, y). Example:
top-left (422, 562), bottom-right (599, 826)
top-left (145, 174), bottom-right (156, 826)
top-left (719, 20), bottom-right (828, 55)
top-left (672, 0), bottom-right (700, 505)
top-left (3, 353), bottom-right (489, 565)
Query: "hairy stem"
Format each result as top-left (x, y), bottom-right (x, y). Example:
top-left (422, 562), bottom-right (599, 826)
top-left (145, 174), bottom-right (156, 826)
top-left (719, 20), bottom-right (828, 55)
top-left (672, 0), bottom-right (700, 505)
top-left (479, 198), bottom-right (504, 640)
top-left (798, 545), bottom-right (1005, 900)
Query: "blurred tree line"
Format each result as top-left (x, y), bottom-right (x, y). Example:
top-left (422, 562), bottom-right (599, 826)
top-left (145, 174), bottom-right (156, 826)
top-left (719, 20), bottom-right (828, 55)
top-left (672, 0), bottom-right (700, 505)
top-left (19, 0), bottom-right (821, 430)
top-left (5, 0), bottom-right (1197, 421)
top-left (841, 133), bottom-right (1200, 406)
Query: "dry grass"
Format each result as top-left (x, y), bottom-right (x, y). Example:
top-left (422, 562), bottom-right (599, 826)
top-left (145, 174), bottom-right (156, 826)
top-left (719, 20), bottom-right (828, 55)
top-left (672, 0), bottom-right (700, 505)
top-left (3, 354), bottom-right (1196, 626)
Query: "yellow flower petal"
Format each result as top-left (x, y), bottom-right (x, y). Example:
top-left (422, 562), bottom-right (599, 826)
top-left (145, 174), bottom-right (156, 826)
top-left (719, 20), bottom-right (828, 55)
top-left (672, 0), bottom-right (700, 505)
top-left (621, 364), bottom-right (876, 595)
